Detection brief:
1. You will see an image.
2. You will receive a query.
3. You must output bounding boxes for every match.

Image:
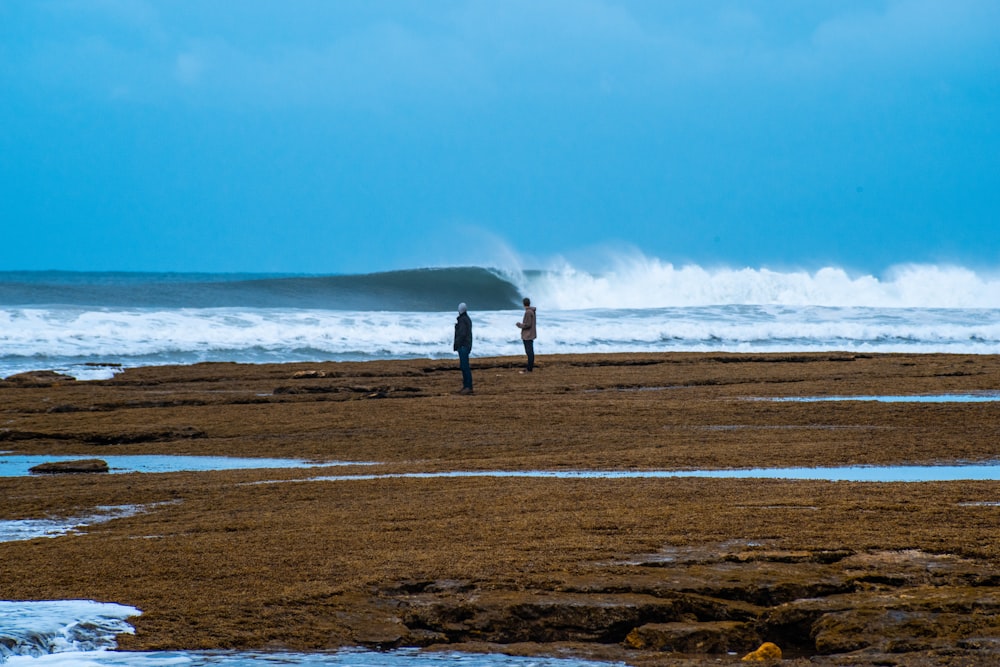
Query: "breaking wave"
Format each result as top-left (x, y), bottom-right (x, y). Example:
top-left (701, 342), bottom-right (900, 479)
top-left (522, 260), bottom-right (1000, 309)
top-left (2, 260), bottom-right (998, 311)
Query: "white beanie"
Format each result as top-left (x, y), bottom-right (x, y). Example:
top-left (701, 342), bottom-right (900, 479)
top-left (458, 303), bottom-right (467, 314)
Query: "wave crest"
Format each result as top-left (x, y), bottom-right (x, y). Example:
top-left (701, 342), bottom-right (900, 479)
top-left (525, 260), bottom-right (1000, 309)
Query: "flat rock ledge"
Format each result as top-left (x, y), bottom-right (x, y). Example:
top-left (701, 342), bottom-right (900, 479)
top-left (334, 547), bottom-right (1000, 666)
top-left (2, 370), bottom-right (76, 387)
top-left (28, 459), bottom-right (110, 474)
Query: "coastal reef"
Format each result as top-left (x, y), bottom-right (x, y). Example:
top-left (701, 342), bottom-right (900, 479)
top-left (1, 352), bottom-right (999, 665)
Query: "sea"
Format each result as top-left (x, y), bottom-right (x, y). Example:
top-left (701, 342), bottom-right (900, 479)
top-left (2, 261), bottom-right (999, 380)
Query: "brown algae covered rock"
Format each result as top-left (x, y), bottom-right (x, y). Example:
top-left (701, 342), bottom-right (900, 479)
top-left (625, 620), bottom-right (759, 654)
top-left (3, 370), bottom-right (76, 386)
top-left (28, 459), bottom-right (110, 474)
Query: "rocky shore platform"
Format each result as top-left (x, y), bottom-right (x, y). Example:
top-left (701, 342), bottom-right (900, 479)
top-left (2, 352), bottom-right (999, 665)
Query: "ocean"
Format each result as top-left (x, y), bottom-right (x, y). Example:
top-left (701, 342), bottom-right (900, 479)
top-left (1, 263), bottom-right (999, 380)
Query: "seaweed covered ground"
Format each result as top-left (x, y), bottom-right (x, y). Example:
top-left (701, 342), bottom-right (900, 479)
top-left (2, 352), bottom-right (999, 665)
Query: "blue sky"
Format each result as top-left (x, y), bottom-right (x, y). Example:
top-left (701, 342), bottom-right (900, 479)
top-left (2, 1), bottom-right (998, 275)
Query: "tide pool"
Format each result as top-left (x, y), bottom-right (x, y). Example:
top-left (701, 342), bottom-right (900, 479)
top-left (0, 455), bottom-right (372, 477)
top-left (767, 393), bottom-right (1000, 403)
top-left (308, 463), bottom-right (1000, 483)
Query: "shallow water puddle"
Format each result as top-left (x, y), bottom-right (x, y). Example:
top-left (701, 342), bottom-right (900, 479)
top-left (766, 392), bottom-right (1000, 403)
top-left (0, 454), bottom-right (373, 477)
top-left (0, 504), bottom-right (155, 543)
top-left (307, 463), bottom-right (1000, 483)
top-left (0, 600), bottom-right (623, 666)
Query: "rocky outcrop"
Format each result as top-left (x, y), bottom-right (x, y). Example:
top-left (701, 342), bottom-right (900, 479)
top-left (336, 547), bottom-right (1000, 665)
top-left (2, 370), bottom-right (75, 386)
top-left (28, 459), bottom-right (109, 474)
top-left (626, 620), bottom-right (758, 653)
top-left (291, 370), bottom-right (328, 378)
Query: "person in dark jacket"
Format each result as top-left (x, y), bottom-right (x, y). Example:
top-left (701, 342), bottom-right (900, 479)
top-left (453, 303), bottom-right (473, 394)
top-left (515, 297), bottom-right (536, 373)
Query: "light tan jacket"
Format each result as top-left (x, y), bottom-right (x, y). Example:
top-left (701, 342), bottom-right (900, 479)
top-left (517, 307), bottom-right (536, 340)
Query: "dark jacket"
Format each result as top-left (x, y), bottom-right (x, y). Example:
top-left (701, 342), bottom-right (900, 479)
top-left (454, 312), bottom-right (472, 351)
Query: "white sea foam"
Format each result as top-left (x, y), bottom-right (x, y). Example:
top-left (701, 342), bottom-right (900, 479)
top-left (0, 505), bottom-right (146, 543)
top-left (1, 303), bottom-right (999, 379)
top-left (0, 600), bottom-right (139, 661)
top-left (524, 260), bottom-right (1000, 309)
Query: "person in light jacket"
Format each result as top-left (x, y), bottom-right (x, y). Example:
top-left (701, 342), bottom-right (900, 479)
top-left (516, 297), bottom-right (536, 373)
top-left (454, 303), bottom-right (473, 394)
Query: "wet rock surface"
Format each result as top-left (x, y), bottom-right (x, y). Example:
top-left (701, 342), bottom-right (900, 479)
top-left (0, 352), bottom-right (998, 665)
top-left (336, 546), bottom-right (1000, 664)
top-left (2, 370), bottom-right (76, 386)
top-left (28, 458), bottom-right (109, 474)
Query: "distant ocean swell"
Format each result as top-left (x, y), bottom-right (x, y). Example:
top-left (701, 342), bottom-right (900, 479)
top-left (1, 263), bottom-right (998, 379)
top-left (0, 268), bottom-right (521, 311)
top-left (3, 263), bottom-right (999, 310)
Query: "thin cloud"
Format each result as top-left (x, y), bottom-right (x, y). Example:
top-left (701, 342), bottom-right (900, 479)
top-left (8, 1), bottom-right (999, 108)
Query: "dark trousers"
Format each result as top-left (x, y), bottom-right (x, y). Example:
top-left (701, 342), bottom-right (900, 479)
top-left (522, 339), bottom-right (534, 372)
top-left (458, 345), bottom-right (472, 388)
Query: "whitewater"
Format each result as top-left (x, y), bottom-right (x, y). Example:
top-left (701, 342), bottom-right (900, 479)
top-left (1, 261), bottom-right (998, 380)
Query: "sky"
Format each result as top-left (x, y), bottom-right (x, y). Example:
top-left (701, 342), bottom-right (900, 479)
top-left (1, 0), bottom-right (999, 275)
